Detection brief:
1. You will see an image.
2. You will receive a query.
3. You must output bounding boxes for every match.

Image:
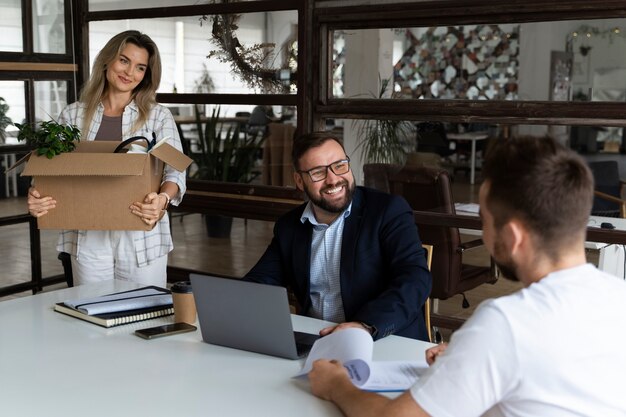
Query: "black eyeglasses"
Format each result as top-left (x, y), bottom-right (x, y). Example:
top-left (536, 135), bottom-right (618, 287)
top-left (298, 158), bottom-right (351, 182)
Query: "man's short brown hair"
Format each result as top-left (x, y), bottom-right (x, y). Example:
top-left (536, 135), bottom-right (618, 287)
top-left (291, 132), bottom-right (345, 170)
top-left (482, 136), bottom-right (593, 256)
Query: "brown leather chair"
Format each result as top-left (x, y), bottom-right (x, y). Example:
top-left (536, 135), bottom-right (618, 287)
top-left (363, 164), bottom-right (497, 302)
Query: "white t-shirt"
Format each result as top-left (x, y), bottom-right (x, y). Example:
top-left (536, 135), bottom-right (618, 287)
top-left (410, 264), bottom-right (626, 417)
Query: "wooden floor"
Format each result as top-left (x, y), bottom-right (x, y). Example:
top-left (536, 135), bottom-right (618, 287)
top-left (0, 173), bottom-right (593, 341)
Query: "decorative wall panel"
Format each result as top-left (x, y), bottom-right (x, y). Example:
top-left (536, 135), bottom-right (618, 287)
top-left (394, 25), bottom-right (520, 100)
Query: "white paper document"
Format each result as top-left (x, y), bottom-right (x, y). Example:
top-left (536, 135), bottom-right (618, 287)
top-left (297, 328), bottom-right (428, 392)
top-left (454, 202), bottom-right (480, 214)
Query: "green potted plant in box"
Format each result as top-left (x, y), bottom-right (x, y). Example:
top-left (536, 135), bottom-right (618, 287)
top-left (14, 120), bottom-right (81, 158)
top-left (189, 105), bottom-right (266, 237)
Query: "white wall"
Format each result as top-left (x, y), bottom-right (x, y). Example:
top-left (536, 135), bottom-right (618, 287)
top-left (343, 29), bottom-right (395, 185)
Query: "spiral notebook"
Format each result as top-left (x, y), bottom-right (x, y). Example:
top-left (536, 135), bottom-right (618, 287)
top-left (54, 286), bottom-right (174, 328)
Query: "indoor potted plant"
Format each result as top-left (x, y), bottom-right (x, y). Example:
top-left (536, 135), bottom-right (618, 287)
top-left (355, 78), bottom-right (415, 189)
top-left (14, 119), bottom-right (81, 158)
top-left (355, 77), bottom-right (415, 166)
top-left (0, 97), bottom-right (13, 143)
top-left (190, 105), bottom-right (266, 237)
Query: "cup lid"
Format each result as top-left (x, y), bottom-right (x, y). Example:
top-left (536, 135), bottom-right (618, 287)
top-left (171, 281), bottom-right (193, 293)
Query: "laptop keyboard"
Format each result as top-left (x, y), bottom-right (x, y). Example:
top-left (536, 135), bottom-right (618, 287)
top-left (294, 331), bottom-right (320, 357)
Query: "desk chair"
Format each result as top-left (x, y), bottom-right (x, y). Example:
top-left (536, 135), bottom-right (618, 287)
top-left (421, 244), bottom-right (434, 343)
top-left (415, 122), bottom-right (473, 177)
top-left (58, 251), bottom-right (73, 287)
top-left (415, 122), bottom-right (455, 158)
top-left (588, 160), bottom-right (626, 217)
top-left (363, 164), bottom-right (497, 313)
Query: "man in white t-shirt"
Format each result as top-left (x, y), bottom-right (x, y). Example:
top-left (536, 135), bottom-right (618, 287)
top-left (307, 135), bottom-right (626, 417)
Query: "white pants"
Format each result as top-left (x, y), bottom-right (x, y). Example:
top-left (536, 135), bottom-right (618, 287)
top-left (70, 230), bottom-right (168, 287)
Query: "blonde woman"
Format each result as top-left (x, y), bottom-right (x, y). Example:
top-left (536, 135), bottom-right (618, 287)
top-left (27, 30), bottom-right (185, 287)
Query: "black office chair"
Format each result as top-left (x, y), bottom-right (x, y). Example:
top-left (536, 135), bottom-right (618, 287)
top-left (415, 122), bottom-right (455, 158)
top-left (588, 160), bottom-right (626, 217)
top-left (246, 106), bottom-right (271, 139)
top-left (571, 126), bottom-right (599, 154)
top-left (58, 252), bottom-right (73, 287)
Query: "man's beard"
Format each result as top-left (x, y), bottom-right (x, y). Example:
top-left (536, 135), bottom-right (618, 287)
top-left (304, 179), bottom-right (355, 214)
top-left (493, 239), bottom-right (519, 282)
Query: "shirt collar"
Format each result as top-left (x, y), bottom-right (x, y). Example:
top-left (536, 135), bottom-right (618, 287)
top-left (97, 99), bottom-right (138, 112)
top-left (300, 201), bottom-right (352, 226)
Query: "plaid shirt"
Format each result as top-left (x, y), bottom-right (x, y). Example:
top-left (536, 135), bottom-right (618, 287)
top-left (55, 101), bottom-right (187, 266)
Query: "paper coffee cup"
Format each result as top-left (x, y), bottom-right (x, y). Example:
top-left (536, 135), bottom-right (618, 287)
top-left (171, 281), bottom-right (197, 324)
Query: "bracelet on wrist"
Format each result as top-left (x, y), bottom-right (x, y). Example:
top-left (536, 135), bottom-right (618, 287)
top-left (158, 192), bottom-right (171, 211)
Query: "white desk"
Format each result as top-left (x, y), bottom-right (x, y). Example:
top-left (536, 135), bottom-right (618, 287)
top-left (456, 204), bottom-right (626, 279)
top-left (0, 280), bottom-right (433, 417)
top-left (586, 216), bottom-right (626, 279)
top-left (447, 132), bottom-right (489, 185)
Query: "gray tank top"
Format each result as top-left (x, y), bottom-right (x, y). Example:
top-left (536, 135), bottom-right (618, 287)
top-left (95, 114), bottom-right (122, 141)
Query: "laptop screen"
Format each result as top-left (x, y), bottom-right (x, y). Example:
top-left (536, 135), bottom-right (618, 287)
top-left (190, 274), bottom-right (318, 359)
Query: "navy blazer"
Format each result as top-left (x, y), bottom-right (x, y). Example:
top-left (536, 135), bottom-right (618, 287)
top-left (244, 187), bottom-right (432, 341)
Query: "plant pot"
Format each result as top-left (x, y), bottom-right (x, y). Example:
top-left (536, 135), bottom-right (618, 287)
top-left (205, 214), bottom-right (233, 238)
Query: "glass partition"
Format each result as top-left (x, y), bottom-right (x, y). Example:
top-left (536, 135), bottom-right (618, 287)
top-left (161, 102), bottom-right (296, 186)
top-left (0, 81), bottom-right (26, 143)
top-left (0, 0), bottom-right (23, 52)
top-left (34, 80), bottom-right (69, 122)
top-left (332, 18), bottom-right (626, 103)
top-left (89, 10), bottom-right (298, 96)
top-left (33, 0), bottom-right (66, 54)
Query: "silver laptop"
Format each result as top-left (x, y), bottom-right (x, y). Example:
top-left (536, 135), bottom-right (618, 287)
top-left (189, 274), bottom-right (320, 359)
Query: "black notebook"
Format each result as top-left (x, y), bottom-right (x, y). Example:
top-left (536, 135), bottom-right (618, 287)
top-left (54, 286), bottom-right (174, 328)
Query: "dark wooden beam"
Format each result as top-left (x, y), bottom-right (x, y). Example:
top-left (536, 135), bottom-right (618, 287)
top-left (175, 181), bottom-right (304, 222)
top-left (317, 99), bottom-right (626, 127)
top-left (0, 275), bottom-right (66, 298)
top-left (86, 0), bottom-right (298, 21)
top-left (157, 93), bottom-right (297, 106)
top-left (315, 1), bottom-right (626, 28)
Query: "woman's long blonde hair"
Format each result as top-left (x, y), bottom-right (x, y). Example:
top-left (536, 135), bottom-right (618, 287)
top-left (79, 30), bottom-right (162, 135)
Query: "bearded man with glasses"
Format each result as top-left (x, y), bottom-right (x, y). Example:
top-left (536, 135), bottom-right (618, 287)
top-left (244, 132), bottom-right (432, 341)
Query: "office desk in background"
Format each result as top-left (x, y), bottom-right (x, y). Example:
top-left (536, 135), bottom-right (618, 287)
top-left (447, 132), bottom-right (488, 185)
top-left (0, 280), bottom-right (433, 417)
top-left (586, 216), bottom-right (626, 279)
top-left (456, 203), bottom-right (626, 279)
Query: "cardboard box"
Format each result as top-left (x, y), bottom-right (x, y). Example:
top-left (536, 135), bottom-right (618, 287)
top-left (17, 141), bottom-right (192, 231)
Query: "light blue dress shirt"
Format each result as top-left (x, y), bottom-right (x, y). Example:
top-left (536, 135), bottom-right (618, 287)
top-left (300, 201), bottom-right (352, 323)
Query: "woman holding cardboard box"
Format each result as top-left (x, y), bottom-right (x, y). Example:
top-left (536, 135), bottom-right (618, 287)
top-left (27, 30), bottom-right (186, 287)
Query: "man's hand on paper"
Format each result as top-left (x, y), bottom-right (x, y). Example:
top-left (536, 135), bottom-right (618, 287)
top-left (425, 342), bottom-right (448, 365)
top-left (310, 359), bottom-right (423, 417)
top-left (28, 187), bottom-right (56, 217)
top-left (319, 321), bottom-right (373, 337)
top-left (309, 359), bottom-right (354, 401)
top-left (130, 191), bottom-right (165, 226)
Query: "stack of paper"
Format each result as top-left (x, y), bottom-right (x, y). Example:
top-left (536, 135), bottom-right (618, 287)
top-left (296, 328), bottom-right (428, 392)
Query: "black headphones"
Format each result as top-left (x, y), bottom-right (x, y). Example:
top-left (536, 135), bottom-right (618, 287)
top-left (113, 132), bottom-right (157, 153)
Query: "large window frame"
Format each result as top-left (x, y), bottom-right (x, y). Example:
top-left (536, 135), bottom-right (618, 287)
top-left (79, 0), bottom-right (307, 131)
top-left (0, 0), bottom-right (78, 123)
top-left (308, 0), bottom-right (626, 130)
top-left (303, 0), bottom-right (626, 247)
